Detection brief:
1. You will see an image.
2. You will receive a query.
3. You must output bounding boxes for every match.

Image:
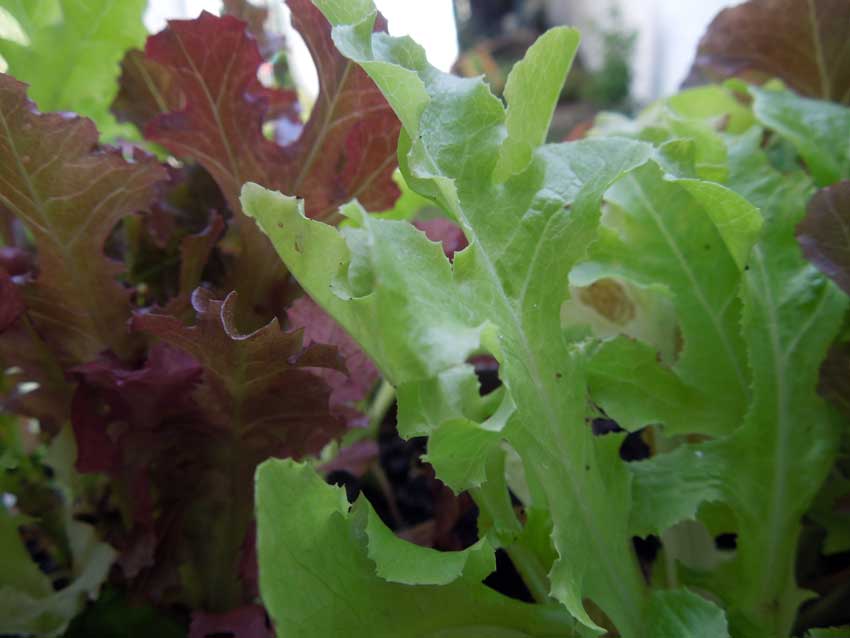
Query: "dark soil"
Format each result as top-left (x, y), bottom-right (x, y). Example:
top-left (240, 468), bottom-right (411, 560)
top-left (326, 364), bottom-right (663, 604)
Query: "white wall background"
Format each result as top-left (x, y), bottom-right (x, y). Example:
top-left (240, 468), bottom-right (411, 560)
top-left (545, 0), bottom-right (736, 102)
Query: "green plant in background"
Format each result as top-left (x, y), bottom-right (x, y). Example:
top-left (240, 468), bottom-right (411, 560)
top-left (0, 0), bottom-right (148, 139)
top-left (246, 1), bottom-right (850, 637)
top-left (0, 421), bottom-right (115, 637)
top-left (577, 6), bottom-right (635, 109)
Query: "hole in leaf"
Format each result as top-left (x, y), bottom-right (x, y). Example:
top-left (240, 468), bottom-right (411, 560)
top-left (633, 534), bottom-right (662, 580)
top-left (471, 355), bottom-right (500, 395)
top-left (326, 469), bottom-right (361, 503)
top-left (483, 549), bottom-right (535, 603)
top-left (619, 430), bottom-right (650, 462)
top-left (590, 418), bottom-right (651, 462)
top-left (715, 533), bottom-right (737, 550)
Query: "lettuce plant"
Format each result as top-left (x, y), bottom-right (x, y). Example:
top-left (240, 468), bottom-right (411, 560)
top-left (0, 1), bottom-right (398, 634)
top-left (247, 2), bottom-right (850, 637)
top-left (1, 0), bottom-right (848, 635)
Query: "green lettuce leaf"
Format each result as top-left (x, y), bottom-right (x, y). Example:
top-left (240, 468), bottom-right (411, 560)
top-left (0, 428), bottom-right (116, 637)
top-left (646, 589), bottom-right (729, 638)
top-left (255, 458), bottom-right (578, 638)
top-left (575, 161), bottom-right (761, 436)
top-left (596, 89), bottom-right (847, 638)
top-left (711, 119), bottom-right (847, 638)
top-left (0, 0), bottom-right (147, 138)
top-left (243, 139), bottom-right (655, 634)
top-left (750, 86), bottom-right (850, 186)
top-left (244, 3), bottom-right (732, 634)
top-left (493, 27), bottom-right (580, 182)
top-left (239, 2), bottom-right (850, 636)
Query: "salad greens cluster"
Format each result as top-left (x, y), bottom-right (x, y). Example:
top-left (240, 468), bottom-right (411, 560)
top-left (245, 2), bottom-right (850, 637)
top-left (1, 0), bottom-right (848, 636)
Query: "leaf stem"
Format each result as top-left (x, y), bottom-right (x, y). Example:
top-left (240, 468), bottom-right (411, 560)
top-left (504, 540), bottom-right (552, 604)
top-left (342, 378), bottom-right (395, 447)
top-left (655, 428), bottom-right (680, 589)
top-left (471, 485), bottom-right (552, 606)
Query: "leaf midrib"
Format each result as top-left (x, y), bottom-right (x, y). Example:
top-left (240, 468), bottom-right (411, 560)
top-left (421, 149), bottom-right (645, 633)
top-left (627, 173), bottom-right (749, 395)
top-left (806, 0), bottom-right (831, 101)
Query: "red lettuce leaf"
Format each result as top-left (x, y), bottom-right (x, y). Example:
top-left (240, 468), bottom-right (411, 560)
top-left (143, 13), bottom-right (296, 211)
top-left (0, 320), bottom-right (73, 430)
top-left (0, 74), bottom-right (166, 363)
top-left (112, 50), bottom-right (185, 134)
top-left (222, 0), bottom-right (268, 38)
top-left (189, 604), bottom-right (272, 638)
top-left (800, 183), bottom-right (850, 419)
top-left (0, 245), bottom-right (31, 276)
top-left (0, 267), bottom-right (24, 332)
top-left (141, 6), bottom-right (399, 218)
top-left (285, 0), bottom-right (401, 217)
top-left (318, 439), bottom-right (379, 478)
top-left (797, 180), bottom-right (850, 295)
top-left (71, 289), bottom-right (344, 609)
top-left (689, 0), bottom-right (850, 103)
top-left (116, 7), bottom-right (400, 326)
top-left (0, 10), bottom-right (385, 623)
top-left (119, 163), bottom-right (229, 319)
top-left (133, 288), bottom-right (345, 447)
top-left (70, 343), bottom-right (201, 584)
top-left (413, 218), bottom-right (470, 260)
top-left (71, 344), bottom-right (202, 477)
top-left (819, 340), bottom-right (850, 417)
top-left (287, 295), bottom-right (379, 425)
top-left (136, 13), bottom-right (297, 326)
top-left (174, 214), bottom-right (226, 301)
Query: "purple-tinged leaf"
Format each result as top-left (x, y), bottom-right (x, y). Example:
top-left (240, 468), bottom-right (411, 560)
top-left (286, 0), bottom-right (401, 217)
top-left (0, 268), bottom-right (24, 332)
top-left (287, 295), bottom-right (379, 424)
top-left (797, 181), bottom-right (850, 295)
top-left (73, 287), bottom-right (345, 609)
top-left (133, 289), bottom-right (345, 452)
top-left (318, 440), bottom-right (379, 478)
top-left (137, 13), bottom-right (298, 326)
top-left (158, 212), bottom-right (226, 319)
top-left (818, 340), bottom-right (850, 417)
top-left (119, 8), bottom-right (400, 325)
top-left (0, 74), bottom-right (166, 363)
top-left (689, 0), bottom-right (850, 103)
top-left (178, 214), bottom-right (226, 294)
top-left (112, 50), bottom-right (184, 134)
top-left (0, 246), bottom-right (32, 276)
top-left (128, 290), bottom-right (343, 608)
top-left (71, 344), bottom-right (202, 476)
top-left (413, 218), bottom-right (470, 260)
top-left (189, 604), bottom-right (272, 638)
top-left (143, 13), bottom-right (297, 212)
